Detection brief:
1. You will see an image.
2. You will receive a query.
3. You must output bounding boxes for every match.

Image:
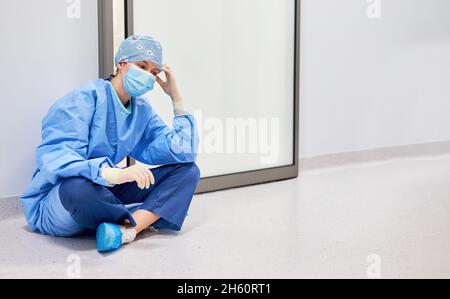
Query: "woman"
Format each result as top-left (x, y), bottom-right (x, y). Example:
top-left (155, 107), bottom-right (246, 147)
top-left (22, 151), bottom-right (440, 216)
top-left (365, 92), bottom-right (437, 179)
top-left (20, 35), bottom-right (201, 252)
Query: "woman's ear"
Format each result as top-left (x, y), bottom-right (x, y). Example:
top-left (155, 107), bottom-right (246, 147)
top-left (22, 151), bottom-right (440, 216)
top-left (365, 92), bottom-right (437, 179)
top-left (116, 61), bottom-right (128, 76)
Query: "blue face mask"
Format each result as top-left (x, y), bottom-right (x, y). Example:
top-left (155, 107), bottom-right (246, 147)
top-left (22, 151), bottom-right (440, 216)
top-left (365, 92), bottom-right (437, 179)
top-left (123, 64), bottom-right (156, 97)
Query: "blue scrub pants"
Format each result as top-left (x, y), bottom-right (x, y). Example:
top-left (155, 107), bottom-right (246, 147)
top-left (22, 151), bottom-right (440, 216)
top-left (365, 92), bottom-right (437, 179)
top-left (58, 163), bottom-right (200, 233)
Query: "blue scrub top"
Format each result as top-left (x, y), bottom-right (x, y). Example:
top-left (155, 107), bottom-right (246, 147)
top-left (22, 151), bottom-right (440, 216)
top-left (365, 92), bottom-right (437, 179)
top-left (21, 79), bottom-right (199, 235)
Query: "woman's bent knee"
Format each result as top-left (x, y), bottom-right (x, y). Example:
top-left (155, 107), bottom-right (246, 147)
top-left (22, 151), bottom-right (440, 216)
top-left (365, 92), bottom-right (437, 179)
top-left (181, 163), bottom-right (201, 181)
top-left (59, 177), bottom-right (96, 213)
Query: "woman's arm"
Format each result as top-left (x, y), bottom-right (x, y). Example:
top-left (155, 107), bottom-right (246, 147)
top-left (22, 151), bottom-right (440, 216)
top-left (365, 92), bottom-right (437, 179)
top-left (131, 110), bottom-right (200, 165)
top-left (36, 92), bottom-right (116, 186)
top-left (155, 64), bottom-right (190, 116)
top-left (132, 64), bottom-right (199, 165)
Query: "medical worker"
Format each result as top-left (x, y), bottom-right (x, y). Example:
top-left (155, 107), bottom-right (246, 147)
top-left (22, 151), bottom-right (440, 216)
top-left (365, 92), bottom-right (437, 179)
top-left (21, 35), bottom-right (201, 252)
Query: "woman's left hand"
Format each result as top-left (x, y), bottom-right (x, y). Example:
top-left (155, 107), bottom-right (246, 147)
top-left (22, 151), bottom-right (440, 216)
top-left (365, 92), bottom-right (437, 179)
top-left (155, 64), bottom-right (183, 101)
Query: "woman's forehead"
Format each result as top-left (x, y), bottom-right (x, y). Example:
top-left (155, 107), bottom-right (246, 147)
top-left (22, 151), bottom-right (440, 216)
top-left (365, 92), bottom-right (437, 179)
top-left (138, 60), bottom-right (159, 70)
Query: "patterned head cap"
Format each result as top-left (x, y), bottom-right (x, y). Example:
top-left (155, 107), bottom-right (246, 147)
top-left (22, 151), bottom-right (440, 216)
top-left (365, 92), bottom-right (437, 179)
top-left (114, 35), bottom-right (163, 69)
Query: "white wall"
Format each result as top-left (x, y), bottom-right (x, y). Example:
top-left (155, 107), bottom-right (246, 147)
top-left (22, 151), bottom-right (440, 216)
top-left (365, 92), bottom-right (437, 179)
top-left (0, 0), bottom-right (99, 197)
top-left (300, 0), bottom-right (450, 157)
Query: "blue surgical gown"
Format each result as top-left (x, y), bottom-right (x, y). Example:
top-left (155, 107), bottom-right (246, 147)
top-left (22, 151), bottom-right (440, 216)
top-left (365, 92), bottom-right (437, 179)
top-left (20, 79), bottom-right (199, 236)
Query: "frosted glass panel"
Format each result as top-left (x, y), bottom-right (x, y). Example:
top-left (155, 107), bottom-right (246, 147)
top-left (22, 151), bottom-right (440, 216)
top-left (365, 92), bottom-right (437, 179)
top-left (133, 0), bottom-right (295, 178)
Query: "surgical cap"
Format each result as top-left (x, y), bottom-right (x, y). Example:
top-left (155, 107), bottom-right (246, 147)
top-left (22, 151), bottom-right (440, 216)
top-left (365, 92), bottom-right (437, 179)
top-left (114, 35), bottom-right (163, 69)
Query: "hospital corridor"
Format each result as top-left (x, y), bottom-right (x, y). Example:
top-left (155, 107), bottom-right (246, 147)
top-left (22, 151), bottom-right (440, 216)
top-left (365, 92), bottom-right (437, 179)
top-left (1, 0), bottom-right (450, 282)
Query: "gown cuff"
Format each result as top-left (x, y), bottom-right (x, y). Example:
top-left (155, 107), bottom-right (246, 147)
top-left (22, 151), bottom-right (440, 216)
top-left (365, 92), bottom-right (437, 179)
top-left (95, 158), bottom-right (117, 187)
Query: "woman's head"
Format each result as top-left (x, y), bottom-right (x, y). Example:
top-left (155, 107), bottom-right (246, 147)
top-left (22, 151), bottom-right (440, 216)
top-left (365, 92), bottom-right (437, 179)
top-left (113, 35), bottom-right (163, 98)
top-left (114, 35), bottom-right (163, 76)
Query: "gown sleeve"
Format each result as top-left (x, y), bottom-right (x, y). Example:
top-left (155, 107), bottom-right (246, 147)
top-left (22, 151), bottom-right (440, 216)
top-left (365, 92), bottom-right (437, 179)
top-left (36, 91), bottom-right (116, 187)
top-left (131, 108), bottom-right (200, 165)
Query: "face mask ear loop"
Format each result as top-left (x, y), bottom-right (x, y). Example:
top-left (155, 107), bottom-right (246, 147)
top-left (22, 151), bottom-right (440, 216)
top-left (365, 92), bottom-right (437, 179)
top-left (117, 61), bottom-right (128, 76)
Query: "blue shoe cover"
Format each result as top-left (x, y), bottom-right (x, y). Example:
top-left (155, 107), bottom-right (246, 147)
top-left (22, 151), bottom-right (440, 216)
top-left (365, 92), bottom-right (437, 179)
top-left (96, 223), bottom-right (123, 252)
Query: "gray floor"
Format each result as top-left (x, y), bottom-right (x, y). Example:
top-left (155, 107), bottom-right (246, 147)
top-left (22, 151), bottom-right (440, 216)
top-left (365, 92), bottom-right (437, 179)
top-left (1, 154), bottom-right (450, 279)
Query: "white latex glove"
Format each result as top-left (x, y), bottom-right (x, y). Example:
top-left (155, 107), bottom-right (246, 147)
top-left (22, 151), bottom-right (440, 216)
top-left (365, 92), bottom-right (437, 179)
top-left (155, 64), bottom-right (189, 115)
top-left (172, 96), bottom-right (189, 116)
top-left (101, 164), bottom-right (155, 189)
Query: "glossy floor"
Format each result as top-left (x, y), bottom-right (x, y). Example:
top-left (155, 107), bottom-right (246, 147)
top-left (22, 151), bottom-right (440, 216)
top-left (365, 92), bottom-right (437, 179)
top-left (1, 154), bottom-right (450, 278)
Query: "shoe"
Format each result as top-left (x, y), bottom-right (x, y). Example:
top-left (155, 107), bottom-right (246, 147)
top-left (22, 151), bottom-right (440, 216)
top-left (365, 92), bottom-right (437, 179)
top-left (96, 223), bottom-right (123, 252)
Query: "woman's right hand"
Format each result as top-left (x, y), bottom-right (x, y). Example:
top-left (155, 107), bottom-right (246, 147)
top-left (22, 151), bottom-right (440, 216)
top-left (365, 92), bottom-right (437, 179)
top-left (102, 164), bottom-right (155, 189)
